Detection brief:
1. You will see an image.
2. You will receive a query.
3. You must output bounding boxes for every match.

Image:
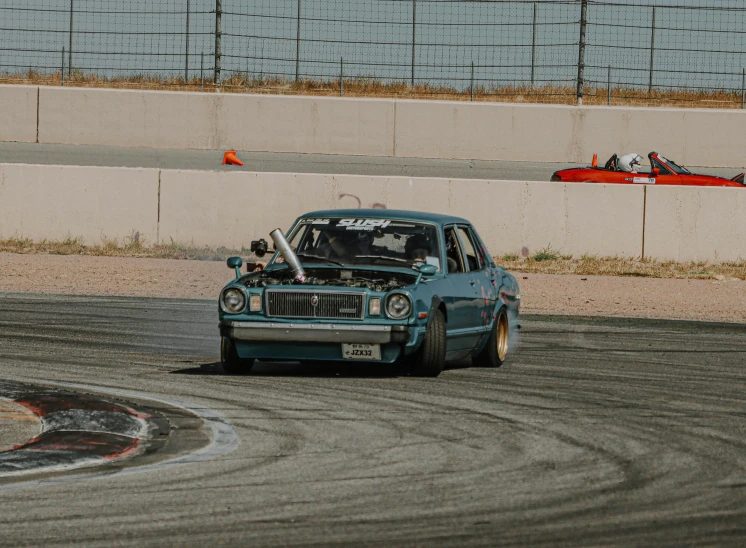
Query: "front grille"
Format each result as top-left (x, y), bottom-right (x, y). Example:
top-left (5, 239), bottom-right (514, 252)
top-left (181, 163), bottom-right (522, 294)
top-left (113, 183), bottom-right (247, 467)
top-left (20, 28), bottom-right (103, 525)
top-left (266, 290), bottom-right (365, 320)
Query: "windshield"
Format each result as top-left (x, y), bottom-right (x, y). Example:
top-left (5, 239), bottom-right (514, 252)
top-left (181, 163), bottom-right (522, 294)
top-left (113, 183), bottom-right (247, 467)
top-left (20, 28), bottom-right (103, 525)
top-left (278, 217), bottom-right (442, 271)
top-left (657, 154), bottom-right (690, 175)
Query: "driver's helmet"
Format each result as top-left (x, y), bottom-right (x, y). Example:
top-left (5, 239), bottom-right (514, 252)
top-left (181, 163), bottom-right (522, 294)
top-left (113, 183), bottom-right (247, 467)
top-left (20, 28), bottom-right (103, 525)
top-left (405, 234), bottom-right (432, 260)
top-left (618, 153), bottom-right (643, 173)
top-left (354, 230), bottom-right (375, 250)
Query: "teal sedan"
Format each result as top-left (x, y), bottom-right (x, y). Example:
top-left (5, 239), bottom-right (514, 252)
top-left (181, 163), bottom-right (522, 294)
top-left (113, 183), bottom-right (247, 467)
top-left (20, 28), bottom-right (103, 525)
top-left (218, 209), bottom-right (520, 377)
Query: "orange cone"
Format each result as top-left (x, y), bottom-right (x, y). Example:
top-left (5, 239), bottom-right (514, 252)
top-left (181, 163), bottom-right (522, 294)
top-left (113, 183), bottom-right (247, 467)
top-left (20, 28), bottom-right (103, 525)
top-left (222, 150), bottom-right (244, 166)
top-left (591, 153), bottom-right (598, 167)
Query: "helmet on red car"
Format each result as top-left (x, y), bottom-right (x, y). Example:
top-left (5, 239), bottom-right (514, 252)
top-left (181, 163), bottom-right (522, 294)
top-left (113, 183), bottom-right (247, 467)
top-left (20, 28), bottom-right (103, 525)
top-left (618, 153), bottom-right (643, 173)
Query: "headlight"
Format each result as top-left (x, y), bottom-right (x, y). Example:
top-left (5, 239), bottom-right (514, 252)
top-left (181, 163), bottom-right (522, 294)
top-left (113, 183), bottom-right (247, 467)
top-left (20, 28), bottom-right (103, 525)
top-left (386, 294), bottom-right (411, 319)
top-left (221, 288), bottom-right (247, 314)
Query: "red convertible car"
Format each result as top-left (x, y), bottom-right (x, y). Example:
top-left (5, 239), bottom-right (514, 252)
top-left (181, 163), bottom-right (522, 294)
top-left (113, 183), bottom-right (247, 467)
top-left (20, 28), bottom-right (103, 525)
top-left (551, 152), bottom-right (745, 187)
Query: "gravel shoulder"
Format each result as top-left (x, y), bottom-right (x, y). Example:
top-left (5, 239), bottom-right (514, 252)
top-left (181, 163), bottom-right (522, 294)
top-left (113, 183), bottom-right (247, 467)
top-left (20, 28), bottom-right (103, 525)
top-left (1, 252), bottom-right (744, 323)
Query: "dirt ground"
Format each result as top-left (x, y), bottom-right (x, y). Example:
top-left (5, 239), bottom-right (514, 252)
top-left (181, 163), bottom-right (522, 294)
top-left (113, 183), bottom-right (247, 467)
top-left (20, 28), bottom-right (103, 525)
top-left (1, 252), bottom-right (744, 323)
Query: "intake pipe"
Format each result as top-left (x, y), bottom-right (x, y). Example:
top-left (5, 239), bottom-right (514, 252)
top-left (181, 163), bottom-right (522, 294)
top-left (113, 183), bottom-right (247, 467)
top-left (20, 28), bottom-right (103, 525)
top-left (270, 228), bottom-right (306, 283)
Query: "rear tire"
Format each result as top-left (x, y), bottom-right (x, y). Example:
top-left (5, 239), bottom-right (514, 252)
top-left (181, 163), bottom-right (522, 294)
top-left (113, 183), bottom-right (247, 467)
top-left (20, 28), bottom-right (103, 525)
top-left (411, 308), bottom-right (446, 377)
top-left (221, 338), bottom-right (255, 375)
top-left (472, 307), bottom-right (509, 368)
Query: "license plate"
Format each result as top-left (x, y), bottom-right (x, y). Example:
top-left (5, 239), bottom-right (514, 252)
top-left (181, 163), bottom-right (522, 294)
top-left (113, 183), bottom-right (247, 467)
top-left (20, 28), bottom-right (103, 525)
top-left (341, 343), bottom-right (381, 360)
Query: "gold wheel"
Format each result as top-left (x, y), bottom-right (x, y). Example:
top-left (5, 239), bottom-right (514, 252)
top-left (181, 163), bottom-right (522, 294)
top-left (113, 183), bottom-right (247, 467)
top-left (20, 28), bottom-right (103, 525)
top-left (496, 309), bottom-right (509, 362)
top-left (472, 306), bottom-right (510, 368)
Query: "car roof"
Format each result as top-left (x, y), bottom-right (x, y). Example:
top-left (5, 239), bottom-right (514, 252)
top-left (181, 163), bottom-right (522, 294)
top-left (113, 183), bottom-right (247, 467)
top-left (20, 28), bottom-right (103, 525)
top-left (301, 209), bottom-right (471, 226)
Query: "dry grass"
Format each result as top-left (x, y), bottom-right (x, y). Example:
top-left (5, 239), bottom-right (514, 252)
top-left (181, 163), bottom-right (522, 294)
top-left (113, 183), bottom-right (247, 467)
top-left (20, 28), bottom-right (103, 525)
top-left (2, 69), bottom-right (744, 109)
top-left (2, 235), bottom-right (744, 280)
top-left (0, 233), bottom-right (249, 261)
top-left (497, 251), bottom-right (746, 281)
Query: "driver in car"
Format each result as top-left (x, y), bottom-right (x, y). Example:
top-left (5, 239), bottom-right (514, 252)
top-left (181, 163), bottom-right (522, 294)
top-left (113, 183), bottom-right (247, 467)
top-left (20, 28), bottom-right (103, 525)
top-left (313, 230), bottom-right (373, 262)
top-left (405, 234), bottom-right (432, 264)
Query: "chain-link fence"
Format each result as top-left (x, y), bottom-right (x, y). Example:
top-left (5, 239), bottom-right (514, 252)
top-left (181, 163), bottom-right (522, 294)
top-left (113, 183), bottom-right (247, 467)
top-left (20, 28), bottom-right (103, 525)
top-left (2, 0), bottom-right (745, 107)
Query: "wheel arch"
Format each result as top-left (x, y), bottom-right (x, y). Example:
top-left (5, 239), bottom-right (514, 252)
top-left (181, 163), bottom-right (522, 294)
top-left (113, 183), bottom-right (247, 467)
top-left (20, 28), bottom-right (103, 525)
top-left (487, 294), bottom-right (509, 328)
top-left (429, 295), bottom-right (447, 323)
top-left (474, 299), bottom-right (508, 354)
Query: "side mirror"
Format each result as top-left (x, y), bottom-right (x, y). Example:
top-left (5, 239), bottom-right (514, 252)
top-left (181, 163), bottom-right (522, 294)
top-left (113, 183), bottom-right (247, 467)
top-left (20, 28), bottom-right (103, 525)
top-left (226, 256), bottom-right (243, 278)
top-left (418, 264), bottom-right (437, 276)
top-left (413, 263), bottom-right (437, 287)
top-left (250, 238), bottom-right (268, 257)
top-left (652, 167), bottom-right (660, 176)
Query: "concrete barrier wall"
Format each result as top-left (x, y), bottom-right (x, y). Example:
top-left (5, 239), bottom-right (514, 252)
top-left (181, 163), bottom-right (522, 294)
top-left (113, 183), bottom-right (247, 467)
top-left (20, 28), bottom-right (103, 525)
top-left (644, 186), bottom-right (746, 262)
top-left (393, 100), bottom-right (746, 168)
top-left (0, 164), bottom-right (159, 245)
top-left (37, 87), bottom-right (395, 156)
top-left (446, 180), bottom-right (644, 258)
top-left (158, 171), bottom-right (333, 249)
top-left (2, 163), bottom-right (744, 262)
top-left (0, 85), bottom-right (37, 143)
top-left (0, 85), bottom-right (737, 168)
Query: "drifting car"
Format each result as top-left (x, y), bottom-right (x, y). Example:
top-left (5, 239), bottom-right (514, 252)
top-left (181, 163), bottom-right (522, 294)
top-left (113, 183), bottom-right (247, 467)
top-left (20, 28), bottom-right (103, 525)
top-left (218, 209), bottom-right (520, 377)
top-left (551, 151), bottom-right (745, 187)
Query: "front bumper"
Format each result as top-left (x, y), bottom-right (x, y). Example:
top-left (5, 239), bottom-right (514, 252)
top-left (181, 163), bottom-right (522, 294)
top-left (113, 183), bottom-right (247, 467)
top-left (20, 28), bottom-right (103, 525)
top-left (220, 320), bottom-right (410, 344)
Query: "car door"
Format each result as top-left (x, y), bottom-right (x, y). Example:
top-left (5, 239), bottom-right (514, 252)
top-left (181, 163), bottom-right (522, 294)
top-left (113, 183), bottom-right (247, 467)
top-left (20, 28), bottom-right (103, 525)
top-left (443, 225), bottom-right (484, 352)
top-left (455, 225), bottom-right (494, 344)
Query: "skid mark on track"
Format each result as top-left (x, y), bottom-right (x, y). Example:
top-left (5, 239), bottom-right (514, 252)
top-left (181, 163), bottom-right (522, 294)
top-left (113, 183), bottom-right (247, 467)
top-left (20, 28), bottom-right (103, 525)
top-left (0, 376), bottom-right (239, 489)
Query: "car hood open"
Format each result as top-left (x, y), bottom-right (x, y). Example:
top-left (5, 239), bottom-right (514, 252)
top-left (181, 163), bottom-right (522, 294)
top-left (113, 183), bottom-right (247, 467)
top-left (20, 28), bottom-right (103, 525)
top-left (239, 265), bottom-right (423, 292)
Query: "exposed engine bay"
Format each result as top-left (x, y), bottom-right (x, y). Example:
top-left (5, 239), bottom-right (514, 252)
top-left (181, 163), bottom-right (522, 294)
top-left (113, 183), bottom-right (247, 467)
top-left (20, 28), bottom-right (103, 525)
top-left (241, 267), bottom-right (417, 292)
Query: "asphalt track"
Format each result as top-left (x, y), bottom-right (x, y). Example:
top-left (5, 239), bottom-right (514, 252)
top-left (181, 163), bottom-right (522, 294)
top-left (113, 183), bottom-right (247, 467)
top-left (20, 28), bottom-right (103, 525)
top-left (0, 142), bottom-right (740, 181)
top-left (1, 292), bottom-right (745, 546)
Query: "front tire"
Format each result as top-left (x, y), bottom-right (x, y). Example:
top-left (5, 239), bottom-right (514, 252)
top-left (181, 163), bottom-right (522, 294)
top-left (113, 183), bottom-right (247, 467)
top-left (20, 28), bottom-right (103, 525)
top-left (221, 338), bottom-right (255, 375)
top-left (472, 306), bottom-right (509, 368)
top-left (411, 308), bottom-right (446, 377)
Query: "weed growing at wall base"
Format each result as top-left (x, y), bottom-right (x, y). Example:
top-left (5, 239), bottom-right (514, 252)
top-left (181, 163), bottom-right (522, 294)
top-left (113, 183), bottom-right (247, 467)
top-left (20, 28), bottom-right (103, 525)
top-left (0, 235), bottom-right (252, 261)
top-left (497, 254), bottom-right (746, 281)
top-left (1, 236), bottom-right (744, 280)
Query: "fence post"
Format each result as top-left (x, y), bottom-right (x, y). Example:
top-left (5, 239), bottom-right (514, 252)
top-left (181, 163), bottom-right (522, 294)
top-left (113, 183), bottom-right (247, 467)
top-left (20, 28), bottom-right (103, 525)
top-left (470, 62), bottom-right (474, 101)
top-left (742, 68), bottom-right (745, 109)
top-left (214, 0), bottom-right (221, 84)
top-left (576, 0), bottom-right (587, 105)
top-left (68, 0), bottom-right (73, 76)
top-left (340, 58), bottom-right (344, 97)
top-left (61, 47), bottom-right (65, 86)
top-left (245, 37), bottom-right (250, 89)
top-left (411, 0), bottom-right (417, 87)
top-left (185, 0), bottom-right (191, 81)
top-left (607, 65), bottom-right (611, 106)
top-left (648, 7), bottom-right (656, 93)
top-left (201, 52), bottom-right (205, 92)
top-left (531, 2), bottom-right (537, 87)
top-left (295, 0), bottom-right (302, 82)
top-left (259, 40), bottom-right (264, 80)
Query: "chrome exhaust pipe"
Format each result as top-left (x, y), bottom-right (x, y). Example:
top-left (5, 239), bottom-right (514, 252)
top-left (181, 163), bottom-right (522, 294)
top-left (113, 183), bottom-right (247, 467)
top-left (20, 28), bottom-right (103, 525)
top-left (270, 228), bottom-right (306, 283)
